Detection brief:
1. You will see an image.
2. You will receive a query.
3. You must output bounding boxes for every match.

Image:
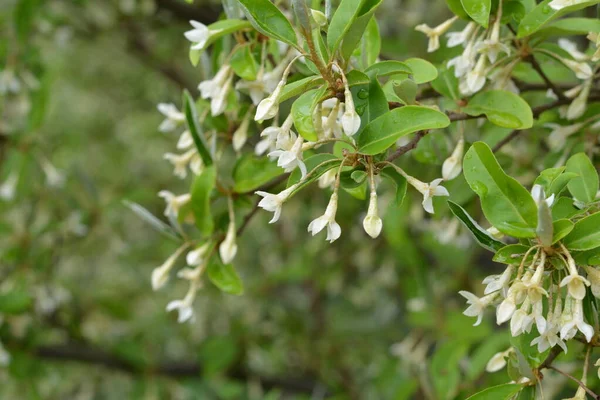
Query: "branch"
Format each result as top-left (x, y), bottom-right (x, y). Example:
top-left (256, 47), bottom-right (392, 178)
top-left (526, 55), bottom-right (569, 101)
top-left (34, 343), bottom-right (324, 395)
top-left (547, 366), bottom-right (600, 399)
top-left (386, 131), bottom-right (429, 162)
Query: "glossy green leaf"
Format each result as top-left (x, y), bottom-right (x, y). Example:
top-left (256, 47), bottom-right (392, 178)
top-left (357, 106), bottom-right (450, 155)
top-left (552, 219), bottom-right (574, 244)
top-left (431, 65), bottom-right (460, 100)
top-left (365, 61), bottom-right (412, 77)
top-left (328, 0), bottom-right (380, 55)
top-left (230, 44), bottom-right (258, 80)
top-left (190, 20), bottom-right (253, 58)
top-left (537, 17), bottom-right (600, 36)
top-left (463, 90), bottom-right (533, 129)
top-left (291, 87), bottom-right (326, 141)
top-left (493, 244), bottom-right (533, 264)
top-left (183, 90), bottom-right (213, 166)
top-left (365, 74), bottom-right (389, 123)
top-left (207, 259), bottom-right (244, 295)
top-left (566, 152), bottom-right (599, 204)
top-left (233, 154), bottom-right (283, 193)
top-left (445, 0), bottom-right (470, 19)
top-left (361, 18), bottom-right (381, 68)
top-left (463, 142), bottom-right (538, 238)
top-left (460, 0), bottom-right (491, 27)
top-left (190, 165), bottom-right (216, 236)
top-left (280, 76), bottom-right (324, 103)
top-left (466, 384), bottom-right (522, 400)
top-left (552, 196), bottom-right (585, 220)
top-left (404, 58), bottom-right (438, 84)
top-left (381, 167), bottom-right (407, 206)
top-left (448, 201), bottom-right (505, 252)
top-left (237, 0), bottom-right (298, 47)
top-left (517, 0), bottom-right (600, 38)
top-left (563, 213), bottom-right (600, 251)
top-left (340, 0), bottom-right (383, 62)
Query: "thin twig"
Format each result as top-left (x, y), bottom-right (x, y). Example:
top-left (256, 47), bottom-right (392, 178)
top-left (547, 366), bottom-right (599, 399)
top-left (386, 131), bottom-right (429, 162)
top-left (527, 55), bottom-right (568, 101)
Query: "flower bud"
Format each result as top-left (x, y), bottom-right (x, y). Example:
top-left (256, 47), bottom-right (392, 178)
top-left (442, 138), bottom-right (464, 181)
top-left (219, 221), bottom-right (238, 264)
top-left (363, 191), bottom-right (383, 238)
top-left (311, 9), bottom-right (328, 26)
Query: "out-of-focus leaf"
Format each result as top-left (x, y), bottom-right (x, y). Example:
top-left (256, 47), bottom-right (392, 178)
top-left (448, 200), bottom-right (505, 252)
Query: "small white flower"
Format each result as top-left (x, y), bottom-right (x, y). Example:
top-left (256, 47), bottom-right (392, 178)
top-left (341, 86), bottom-right (361, 136)
top-left (232, 112), bottom-right (251, 151)
top-left (199, 65), bottom-right (232, 100)
top-left (510, 299), bottom-right (533, 336)
top-left (186, 243), bottom-right (211, 266)
top-left (318, 169), bottom-right (337, 189)
top-left (0, 342), bottom-right (10, 367)
top-left (209, 73), bottom-right (233, 116)
top-left (560, 298), bottom-right (595, 342)
top-left (406, 177), bottom-right (449, 214)
top-left (560, 272), bottom-right (590, 300)
top-left (442, 137), bottom-right (464, 181)
top-left (486, 348), bottom-right (513, 372)
top-left (560, 57), bottom-right (593, 80)
top-left (475, 16), bottom-right (510, 64)
top-left (559, 39), bottom-right (587, 61)
top-left (255, 183), bottom-right (299, 223)
top-left (308, 192), bottom-right (342, 243)
top-left (567, 79), bottom-right (591, 120)
top-left (459, 290), bottom-right (496, 326)
top-left (151, 244), bottom-right (188, 290)
top-left (531, 184), bottom-right (555, 208)
top-left (184, 20), bottom-right (211, 50)
top-left (268, 135), bottom-right (307, 178)
top-left (448, 41), bottom-right (476, 78)
top-left (158, 190), bottom-right (191, 218)
top-left (549, 0), bottom-right (588, 11)
top-left (544, 122), bottom-right (584, 150)
top-left (483, 265), bottom-right (513, 295)
top-left (415, 16), bottom-right (458, 53)
top-left (584, 266), bottom-right (600, 298)
top-left (219, 221), bottom-right (238, 264)
top-left (157, 103), bottom-right (185, 133)
top-left (40, 157), bottom-right (66, 188)
top-left (0, 69), bottom-right (20, 95)
top-left (463, 55), bottom-right (487, 95)
top-left (166, 281), bottom-right (200, 323)
top-left (163, 149), bottom-right (197, 179)
top-left (0, 171), bottom-right (19, 201)
top-left (446, 22), bottom-right (476, 48)
top-left (177, 130), bottom-right (194, 150)
top-left (363, 191), bottom-right (382, 239)
top-left (255, 94), bottom-right (279, 122)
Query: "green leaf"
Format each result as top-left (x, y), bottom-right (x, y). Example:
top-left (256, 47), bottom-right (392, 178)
top-left (328, 0), bottom-right (381, 55)
top-left (0, 290), bottom-right (32, 314)
top-left (552, 219), bottom-right (574, 244)
top-left (404, 58), bottom-right (438, 84)
top-left (291, 87), bottom-right (327, 141)
top-left (183, 90), bottom-right (213, 166)
top-left (288, 153), bottom-right (341, 191)
top-left (340, 0), bottom-right (383, 62)
top-left (233, 154), bottom-right (283, 193)
top-left (537, 17), bottom-right (600, 36)
top-left (552, 196), bottom-right (585, 220)
top-left (280, 76), bottom-right (324, 103)
top-left (365, 61), bottom-right (412, 77)
top-left (236, 0), bottom-right (298, 47)
top-left (365, 74), bottom-right (389, 123)
top-left (517, 0), bottom-right (600, 38)
top-left (230, 44), bottom-right (258, 80)
top-left (463, 90), bottom-right (533, 129)
top-left (361, 18), bottom-right (381, 68)
top-left (466, 384), bottom-right (523, 400)
top-left (460, 0), bottom-right (491, 27)
top-left (123, 201), bottom-right (181, 242)
top-left (14, 0), bottom-right (38, 43)
top-left (207, 259), bottom-right (244, 295)
top-left (493, 244), bottom-right (534, 264)
top-left (381, 167), bottom-right (407, 206)
top-left (190, 165), bottom-right (216, 236)
top-left (448, 201), bottom-right (505, 252)
top-left (566, 153), bottom-right (599, 204)
top-left (563, 213), bottom-right (600, 251)
top-left (431, 65), bottom-right (460, 100)
top-left (463, 142), bottom-right (538, 238)
top-left (445, 0), bottom-right (470, 19)
top-left (431, 341), bottom-right (469, 400)
top-left (357, 106), bottom-right (450, 155)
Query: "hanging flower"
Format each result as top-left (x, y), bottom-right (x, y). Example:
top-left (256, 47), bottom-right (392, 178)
top-left (308, 192), bottom-right (342, 243)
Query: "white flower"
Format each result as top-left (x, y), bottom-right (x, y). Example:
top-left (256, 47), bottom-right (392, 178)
top-left (255, 93), bottom-right (280, 122)
top-left (584, 266), bottom-right (600, 298)
top-left (442, 137), bottom-right (464, 181)
top-left (560, 298), bottom-right (595, 342)
top-left (560, 57), bottom-right (593, 80)
top-left (531, 323), bottom-right (567, 353)
top-left (0, 171), bottom-right (19, 201)
top-left (0, 69), bottom-right (20, 95)
top-left (0, 342), bottom-right (10, 367)
top-left (158, 190), bottom-right (191, 218)
top-left (415, 16), bottom-right (458, 53)
top-left (255, 183), bottom-right (299, 223)
top-left (209, 73), bottom-right (233, 116)
top-left (308, 192), bottom-right (342, 243)
top-left (232, 112), bottom-right (251, 151)
top-left (406, 177), bottom-right (449, 214)
top-left (459, 290), bottom-right (496, 326)
top-left (463, 55), bottom-right (487, 95)
top-left (483, 265), bottom-right (513, 295)
top-left (40, 157), bottom-right (66, 188)
top-left (268, 136), bottom-right (307, 178)
top-left (219, 221), bottom-right (238, 264)
top-left (186, 243), bottom-right (211, 266)
top-left (549, 0), bottom-right (588, 11)
top-left (475, 15), bottom-right (510, 64)
top-left (322, 99), bottom-right (343, 139)
top-left (199, 65), bottom-right (232, 100)
top-left (448, 41), bottom-right (476, 78)
top-left (163, 149), bottom-right (197, 179)
top-left (510, 299), bottom-right (533, 336)
top-left (151, 244), bottom-right (188, 290)
top-left (567, 79), bottom-right (591, 120)
top-left (157, 103), bottom-right (185, 133)
top-left (558, 39), bottom-right (587, 61)
top-left (184, 20), bottom-right (211, 50)
top-left (363, 191), bottom-right (382, 238)
top-left (177, 130), bottom-right (194, 149)
top-left (446, 22), bottom-right (476, 48)
top-left (236, 54), bottom-right (290, 105)
top-left (560, 272), bottom-right (590, 300)
top-left (166, 281), bottom-right (200, 323)
top-left (341, 86), bottom-right (361, 136)
top-left (531, 184), bottom-right (556, 209)
top-left (318, 169), bottom-right (337, 189)
top-left (544, 122), bottom-right (584, 150)
top-left (486, 348), bottom-right (512, 372)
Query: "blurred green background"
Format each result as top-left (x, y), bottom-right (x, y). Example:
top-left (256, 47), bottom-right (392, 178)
top-left (0, 0), bottom-right (595, 399)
